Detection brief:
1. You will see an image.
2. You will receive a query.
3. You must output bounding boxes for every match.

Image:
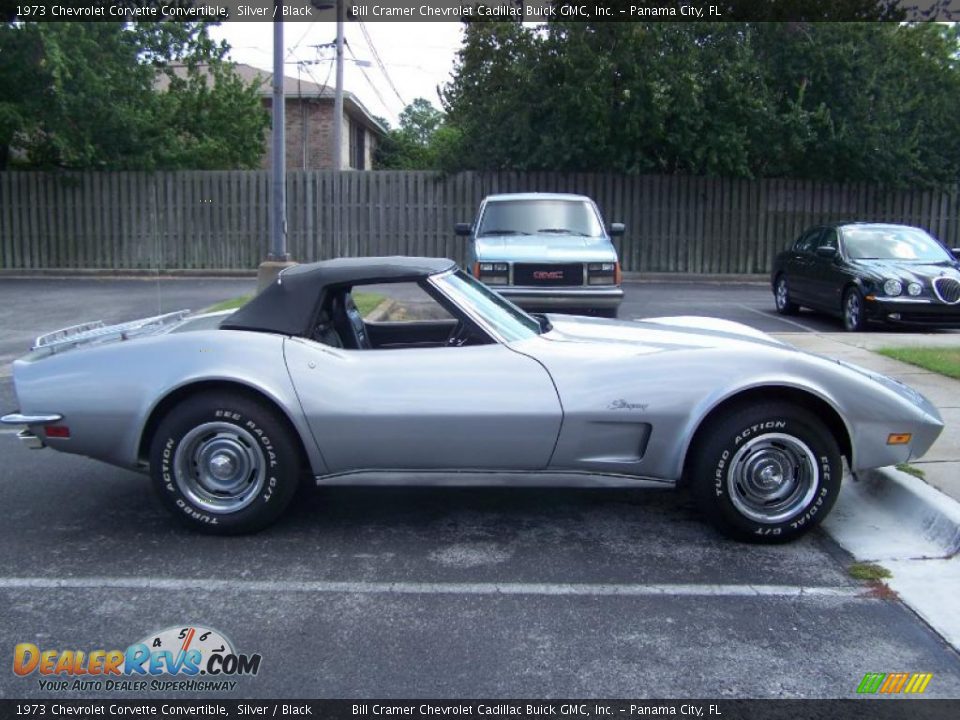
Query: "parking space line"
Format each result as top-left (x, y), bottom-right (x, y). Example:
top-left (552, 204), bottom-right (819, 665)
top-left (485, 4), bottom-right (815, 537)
top-left (0, 577), bottom-right (863, 598)
top-left (738, 304), bottom-right (817, 332)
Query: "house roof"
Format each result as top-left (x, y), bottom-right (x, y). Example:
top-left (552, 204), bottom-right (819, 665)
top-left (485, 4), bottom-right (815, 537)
top-left (157, 62), bottom-right (387, 136)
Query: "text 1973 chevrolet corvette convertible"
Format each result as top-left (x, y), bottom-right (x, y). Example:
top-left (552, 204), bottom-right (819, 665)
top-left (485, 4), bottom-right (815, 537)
top-left (2, 257), bottom-right (944, 541)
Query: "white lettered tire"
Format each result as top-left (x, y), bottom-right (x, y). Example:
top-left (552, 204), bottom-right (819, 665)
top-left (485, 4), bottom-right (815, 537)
top-left (690, 403), bottom-right (842, 543)
top-left (149, 392), bottom-right (302, 534)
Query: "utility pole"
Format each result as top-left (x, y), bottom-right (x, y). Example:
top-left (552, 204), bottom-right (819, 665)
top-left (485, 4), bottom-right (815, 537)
top-left (332, 0), bottom-right (345, 170)
top-left (270, 7), bottom-right (288, 261)
top-left (258, 0), bottom-right (295, 289)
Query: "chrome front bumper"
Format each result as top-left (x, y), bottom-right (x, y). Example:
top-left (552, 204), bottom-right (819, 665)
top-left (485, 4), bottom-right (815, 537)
top-left (496, 286), bottom-right (624, 309)
top-left (1, 413), bottom-right (63, 450)
top-left (1, 413), bottom-right (63, 425)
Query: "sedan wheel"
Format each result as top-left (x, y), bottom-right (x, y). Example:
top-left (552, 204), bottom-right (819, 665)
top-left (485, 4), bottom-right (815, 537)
top-left (689, 402), bottom-right (842, 543)
top-left (774, 276), bottom-right (799, 315)
top-left (843, 288), bottom-right (867, 332)
top-left (149, 392), bottom-right (302, 534)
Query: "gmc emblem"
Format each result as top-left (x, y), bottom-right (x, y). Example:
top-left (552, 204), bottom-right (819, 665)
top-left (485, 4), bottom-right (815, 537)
top-left (534, 270), bottom-right (564, 280)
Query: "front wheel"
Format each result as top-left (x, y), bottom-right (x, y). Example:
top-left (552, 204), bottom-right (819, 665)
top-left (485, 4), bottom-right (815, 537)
top-left (843, 287), bottom-right (867, 332)
top-left (149, 392), bottom-right (302, 534)
top-left (689, 403), bottom-right (842, 543)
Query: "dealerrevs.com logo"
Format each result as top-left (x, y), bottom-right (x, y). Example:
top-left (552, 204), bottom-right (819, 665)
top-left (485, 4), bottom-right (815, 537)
top-left (13, 625), bottom-right (262, 693)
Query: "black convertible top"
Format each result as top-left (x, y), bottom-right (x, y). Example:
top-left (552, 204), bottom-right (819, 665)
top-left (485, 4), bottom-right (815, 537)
top-left (221, 256), bottom-right (457, 336)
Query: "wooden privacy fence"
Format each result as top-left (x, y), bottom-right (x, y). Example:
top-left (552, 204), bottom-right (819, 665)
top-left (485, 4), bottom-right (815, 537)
top-left (1, 170), bottom-right (958, 273)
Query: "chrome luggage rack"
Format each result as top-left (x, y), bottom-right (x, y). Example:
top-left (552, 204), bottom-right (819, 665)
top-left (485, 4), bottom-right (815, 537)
top-left (33, 310), bottom-right (191, 354)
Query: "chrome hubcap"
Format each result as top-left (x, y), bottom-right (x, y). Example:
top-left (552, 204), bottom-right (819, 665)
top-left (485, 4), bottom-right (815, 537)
top-left (846, 294), bottom-right (860, 328)
top-left (727, 433), bottom-right (819, 524)
top-left (776, 280), bottom-right (788, 309)
top-left (174, 422), bottom-right (265, 514)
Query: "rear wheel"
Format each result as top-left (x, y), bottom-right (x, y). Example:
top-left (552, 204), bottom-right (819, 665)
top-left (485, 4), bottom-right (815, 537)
top-left (689, 403), bottom-right (842, 543)
top-left (843, 287), bottom-right (867, 332)
top-left (149, 392), bottom-right (302, 534)
top-left (774, 275), bottom-right (799, 315)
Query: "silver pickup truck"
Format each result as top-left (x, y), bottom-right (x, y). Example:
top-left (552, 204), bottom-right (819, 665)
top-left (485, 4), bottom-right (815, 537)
top-left (455, 192), bottom-right (625, 317)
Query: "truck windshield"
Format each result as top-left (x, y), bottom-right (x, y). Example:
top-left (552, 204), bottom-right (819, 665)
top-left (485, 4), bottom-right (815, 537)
top-left (478, 200), bottom-right (604, 237)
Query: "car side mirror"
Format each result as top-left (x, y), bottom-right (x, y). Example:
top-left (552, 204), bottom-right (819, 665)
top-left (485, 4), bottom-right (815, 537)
top-left (454, 223), bottom-right (472, 237)
top-left (816, 246), bottom-right (837, 259)
top-left (952, 248), bottom-right (960, 260)
top-left (609, 222), bottom-right (625, 237)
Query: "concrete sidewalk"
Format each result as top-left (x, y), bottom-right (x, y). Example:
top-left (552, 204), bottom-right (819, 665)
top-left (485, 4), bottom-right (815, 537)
top-left (773, 332), bottom-right (960, 504)
top-left (776, 331), bottom-right (960, 650)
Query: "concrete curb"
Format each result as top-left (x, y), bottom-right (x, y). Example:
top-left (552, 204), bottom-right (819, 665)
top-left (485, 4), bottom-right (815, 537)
top-left (365, 299), bottom-right (397, 323)
top-left (825, 467), bottom-right (960, 561)
top-left (824, 467), bottom-right (960, 652)
top-left (621, 272), bottom-right (768, 285)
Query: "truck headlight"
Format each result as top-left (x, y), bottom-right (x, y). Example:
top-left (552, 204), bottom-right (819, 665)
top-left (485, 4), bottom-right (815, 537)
top-left (475, 262), bottom-right (509, 285)
top-left (587, 262), bottom-right (620, 286)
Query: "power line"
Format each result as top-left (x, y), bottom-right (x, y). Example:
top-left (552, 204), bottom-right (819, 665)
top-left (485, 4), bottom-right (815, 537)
top-left (358, 21), bottom-right (407, 109)
top-left (345, 39), bottom-right (394, 117)
top-left (287, 22), bottom-right (316, 60)
top-left (300, 55), bottom-right (335, 95)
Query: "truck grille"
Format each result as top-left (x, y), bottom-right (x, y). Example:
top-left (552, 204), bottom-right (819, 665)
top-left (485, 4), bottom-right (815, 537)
top-left (933, 277), bottom-right (960, 305)
top-left (513, 263), bottom-right (584, 287)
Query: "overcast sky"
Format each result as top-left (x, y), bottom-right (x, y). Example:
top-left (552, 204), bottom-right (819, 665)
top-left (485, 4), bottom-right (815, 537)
top-left (210, 22), bottom-right (466, 126)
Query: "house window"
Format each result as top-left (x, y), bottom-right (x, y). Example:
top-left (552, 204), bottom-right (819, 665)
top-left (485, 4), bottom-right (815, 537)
top-left (349, 122), bottom-right (366, 169)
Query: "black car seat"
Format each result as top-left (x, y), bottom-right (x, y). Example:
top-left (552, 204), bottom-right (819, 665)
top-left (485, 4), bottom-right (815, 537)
top-left (331, 291), bottom-right (372, 350)
top-left (311, 307), bottom-right (343, 348)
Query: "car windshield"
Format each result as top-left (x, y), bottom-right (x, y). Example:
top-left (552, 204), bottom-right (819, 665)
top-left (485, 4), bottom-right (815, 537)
top-left (477, 199), bottom-right (604, 237)
top-left (843, 227), bottom-right (952, 262)
top-left (431, 270), bottom-right (542, 343)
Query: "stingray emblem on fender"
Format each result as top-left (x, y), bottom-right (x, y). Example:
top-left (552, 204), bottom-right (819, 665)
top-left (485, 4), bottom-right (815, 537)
top-left (608, 399), bottom-right (649, 411)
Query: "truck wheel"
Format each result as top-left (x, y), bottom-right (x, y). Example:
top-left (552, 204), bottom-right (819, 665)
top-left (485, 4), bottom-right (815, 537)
top-left (149, 392), bottom-right (301, 534)
top-left (689, 403), bottom-right (842, 543)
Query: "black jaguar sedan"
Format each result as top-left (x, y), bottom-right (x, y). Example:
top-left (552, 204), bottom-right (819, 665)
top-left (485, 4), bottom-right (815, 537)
top-left (771, 223), bottom-right (960, 331)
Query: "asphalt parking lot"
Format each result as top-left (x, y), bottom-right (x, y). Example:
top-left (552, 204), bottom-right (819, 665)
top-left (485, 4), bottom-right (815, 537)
top-left (1, 276), bottom-right (959, 699)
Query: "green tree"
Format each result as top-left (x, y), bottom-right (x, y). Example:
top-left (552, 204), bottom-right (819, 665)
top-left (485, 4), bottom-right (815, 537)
top-left (375, 98), bottom-right (455, 170)
top-left (0, 20), bottom-right (268, 170)
top-left (440, 21), bottom-right (960, 186)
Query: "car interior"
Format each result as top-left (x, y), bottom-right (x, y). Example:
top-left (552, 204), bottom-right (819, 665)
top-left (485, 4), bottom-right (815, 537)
top-left (309, 285), bottom-right (491, 350)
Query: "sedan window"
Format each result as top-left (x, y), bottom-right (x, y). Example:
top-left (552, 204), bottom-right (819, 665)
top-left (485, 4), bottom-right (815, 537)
top-left (794, 228), bottom-right (824, 254)
top-left (843, 227), bottom-right (952, 262)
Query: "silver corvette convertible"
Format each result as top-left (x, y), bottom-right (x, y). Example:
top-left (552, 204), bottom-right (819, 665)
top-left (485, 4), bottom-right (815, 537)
top-left (2, 257), bottom-right (944, 541)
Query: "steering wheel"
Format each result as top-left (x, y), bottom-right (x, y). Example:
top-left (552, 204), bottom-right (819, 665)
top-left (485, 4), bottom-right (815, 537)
top-left (447, 320), bottom-right (471, 347)
top-left (340, 293), bottom-right (371, 350)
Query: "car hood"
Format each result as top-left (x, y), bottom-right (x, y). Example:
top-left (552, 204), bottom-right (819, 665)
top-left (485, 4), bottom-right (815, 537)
top-left (475, 234), bottom-right (617, 263)
top-left (538, 314), bottom-right (789, 351)
top-left (848, 258), bottom-right (960, 283)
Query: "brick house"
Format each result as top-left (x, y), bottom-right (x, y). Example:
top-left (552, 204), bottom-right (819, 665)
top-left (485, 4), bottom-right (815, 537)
top-left (159, 63), bottom-right (387, 170)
